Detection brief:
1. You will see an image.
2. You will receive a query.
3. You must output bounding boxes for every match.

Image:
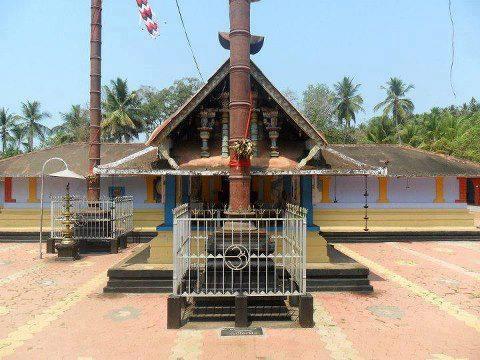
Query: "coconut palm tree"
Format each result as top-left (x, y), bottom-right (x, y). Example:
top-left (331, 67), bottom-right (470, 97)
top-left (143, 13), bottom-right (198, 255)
top-left (374, 77), bottom-right (415, 127)
top-left (333, 77), bottom-right (364, 129)
top-left (0, 108), bottom-right (18, 154)
top-left (102, 78), bottom-right (144, 142)
top-left (9, 124), bottom-right (27, 153)
top-left (52, 105), bottom-right (90, 144)
top-left (18, 100), bottom-right (51, 152)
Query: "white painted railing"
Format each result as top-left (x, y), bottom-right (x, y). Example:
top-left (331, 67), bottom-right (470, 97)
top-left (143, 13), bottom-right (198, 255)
top-left (50, 196), bottom-right (133, 240)
top-left (172, 204), bottom-right (307, 297)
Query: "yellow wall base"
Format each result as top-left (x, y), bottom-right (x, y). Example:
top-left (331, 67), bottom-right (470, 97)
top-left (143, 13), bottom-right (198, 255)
top-left (314, 208), bottom-right (476, 230)
top-left (0, 208), bottom-right (164, 232)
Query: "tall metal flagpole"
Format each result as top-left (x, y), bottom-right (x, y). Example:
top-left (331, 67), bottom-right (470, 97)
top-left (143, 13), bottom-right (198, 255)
top-left (88, 0), bottom-right (102, 201)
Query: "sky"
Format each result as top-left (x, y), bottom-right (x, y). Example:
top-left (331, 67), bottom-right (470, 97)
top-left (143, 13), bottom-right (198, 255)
top-left (1, 0), bottom-right (479, 130)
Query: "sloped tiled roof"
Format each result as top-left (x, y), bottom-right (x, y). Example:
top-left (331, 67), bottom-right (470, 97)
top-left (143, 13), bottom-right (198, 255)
top-left (2, 143), bottom-right (480, 178)
top-left (146, 60), bottom-right (327, 146)
top-left (331, 144), bottom-right (480, 177)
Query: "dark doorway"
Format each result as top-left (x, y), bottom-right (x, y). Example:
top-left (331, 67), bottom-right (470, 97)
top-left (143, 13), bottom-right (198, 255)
top-left (467, 179), bottom-right (475, 205)
top-left (218, 176), bottom-right (229, 208)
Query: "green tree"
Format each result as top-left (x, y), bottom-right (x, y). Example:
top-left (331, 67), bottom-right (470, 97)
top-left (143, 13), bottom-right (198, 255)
top-left (361, 116), bottom-right (397, 144)
top-left (102, 78), bottom-right (144, 142)
top-left (374, 77), bottom-right (414, 127)
top-left (138, 77), bottom-right (202, 133)
top-left (51, 105), bottom-right (89, 145)
top-left (0, 108), bottom-right (18, 154)
top-left (9, 124), bottom-right (27, 153)
top-left (18, 100), bottom-right (51, 152)
top-left (302, 84), bottom-right (335, 131)
top-left (333, 77), bottom-right (364, 128)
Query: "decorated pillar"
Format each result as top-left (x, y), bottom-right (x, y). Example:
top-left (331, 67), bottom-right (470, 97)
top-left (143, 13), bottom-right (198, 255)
top-left (377, 177), bottom-right (389, 203)
top-left (4, 177), bottom-right (16, 203)
top-left (220, 92), bottom-right (230, 158)
top-left (28, 177), bottom-right (40, 203)
top-left (250, 92), bottom-right (259, 157)
top-left (198, 109), bottom-right (215, 158)
top-left (455, 177), bottom-right (467, 203)
top-left (434, 176), bottom-right (445, 203)
top-left (262, 108), bottom-right (280, 157)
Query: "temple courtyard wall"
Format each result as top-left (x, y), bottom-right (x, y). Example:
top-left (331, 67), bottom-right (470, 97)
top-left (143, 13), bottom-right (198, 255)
top-left (0, 174), bottom-right (476, 233)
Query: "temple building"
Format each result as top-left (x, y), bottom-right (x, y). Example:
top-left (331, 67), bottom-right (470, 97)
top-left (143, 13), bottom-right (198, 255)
top-left (0, 62), bottom-right (480, 252)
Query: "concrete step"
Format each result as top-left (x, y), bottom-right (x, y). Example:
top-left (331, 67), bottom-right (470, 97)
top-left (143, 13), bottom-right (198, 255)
top-left (307, 278), bottom-right (371, 287)
top-left (107, 268), bottom-right (173, 280)
top-left (103, 286), bottom-right (171, 293)
top-left (306, 284), bottom-right (373, 293)
top-left (323, 231), bottom-right (480, 243)
top-left (106, 279), bottom-right (172, 288)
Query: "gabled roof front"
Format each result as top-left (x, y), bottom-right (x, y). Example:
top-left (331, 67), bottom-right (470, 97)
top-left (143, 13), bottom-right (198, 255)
top-left (146, 60), bottom-right (327, 146)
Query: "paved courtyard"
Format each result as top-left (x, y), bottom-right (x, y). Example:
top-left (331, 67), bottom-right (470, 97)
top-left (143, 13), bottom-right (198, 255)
top-left (0, 241), bottom-right (479, 360)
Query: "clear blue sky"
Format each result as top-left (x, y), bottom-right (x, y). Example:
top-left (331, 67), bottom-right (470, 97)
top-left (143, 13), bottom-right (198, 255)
top-left (1, 0), bottom-right (479, 129)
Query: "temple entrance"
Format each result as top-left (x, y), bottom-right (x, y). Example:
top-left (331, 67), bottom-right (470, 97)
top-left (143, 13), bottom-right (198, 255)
top-left (192, 175), bottom-right (298, 210)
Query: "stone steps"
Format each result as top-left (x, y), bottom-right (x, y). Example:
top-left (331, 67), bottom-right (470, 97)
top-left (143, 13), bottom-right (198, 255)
top-left (322, 231), bottom-right (480, 243)
top-left (305, 267), bottom-right (372, 293)
top-left (104, 267), bottom-right (373, 293)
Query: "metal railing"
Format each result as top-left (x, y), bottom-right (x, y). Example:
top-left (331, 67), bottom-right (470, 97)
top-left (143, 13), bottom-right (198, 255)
top-left (50, 196), bottom-right (134, 240)
top-left (172, 203), bottom-right (307, 297)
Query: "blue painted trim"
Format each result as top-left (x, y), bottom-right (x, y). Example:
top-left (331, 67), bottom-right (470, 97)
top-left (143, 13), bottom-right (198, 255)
top-left (156, 225), bottom-right (173, 231)
top-left (164, 175), bottom-right (176, 227)
top-left (307, 225), bottom-right (320, 231)
top-left (301, 175), bottom-right (314, 227)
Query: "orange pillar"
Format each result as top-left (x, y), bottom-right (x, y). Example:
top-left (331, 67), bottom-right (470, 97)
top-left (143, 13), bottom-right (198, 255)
top-left (145, 176), bottom-right (156, 203)
top-left (28, 177), bottom-right (40, 203)
top-left (4, 177), bottom-right (16, 203)
top-left (377, 177), bottom-right (389, 203)
top-left (433, 176), bottom-right (445, 203)
top-left (455, 177), bottom-right (467, 203)
top-left (320, 176), bottom-right (331, 203)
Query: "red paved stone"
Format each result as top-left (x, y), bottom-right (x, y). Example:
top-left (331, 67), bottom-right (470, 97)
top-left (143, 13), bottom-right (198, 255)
top-left (1, 242), bottom-right (479, 359)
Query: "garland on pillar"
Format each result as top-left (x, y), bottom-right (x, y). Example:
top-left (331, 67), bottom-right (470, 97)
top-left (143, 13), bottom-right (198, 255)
top-left (135, 0), bottom-right (159, 37)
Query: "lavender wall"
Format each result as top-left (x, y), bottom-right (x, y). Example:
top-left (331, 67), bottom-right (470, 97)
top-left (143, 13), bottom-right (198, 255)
top-left (313, 176), bottom-right (465, 209)
top-left (5, 176), bottom-right (162, 209)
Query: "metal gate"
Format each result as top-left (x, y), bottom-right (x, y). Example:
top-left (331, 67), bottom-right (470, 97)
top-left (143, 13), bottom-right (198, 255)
top-left (172, 204), bottom-right (307, 297)
top-left (51, 196), bottom-right (134, 241)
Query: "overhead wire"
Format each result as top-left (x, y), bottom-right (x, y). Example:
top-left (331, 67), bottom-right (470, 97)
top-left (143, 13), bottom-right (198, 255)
top-left (175, 0), bottom-right (205, 82)
top-left (448, 0), bottom-right (456, 98)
